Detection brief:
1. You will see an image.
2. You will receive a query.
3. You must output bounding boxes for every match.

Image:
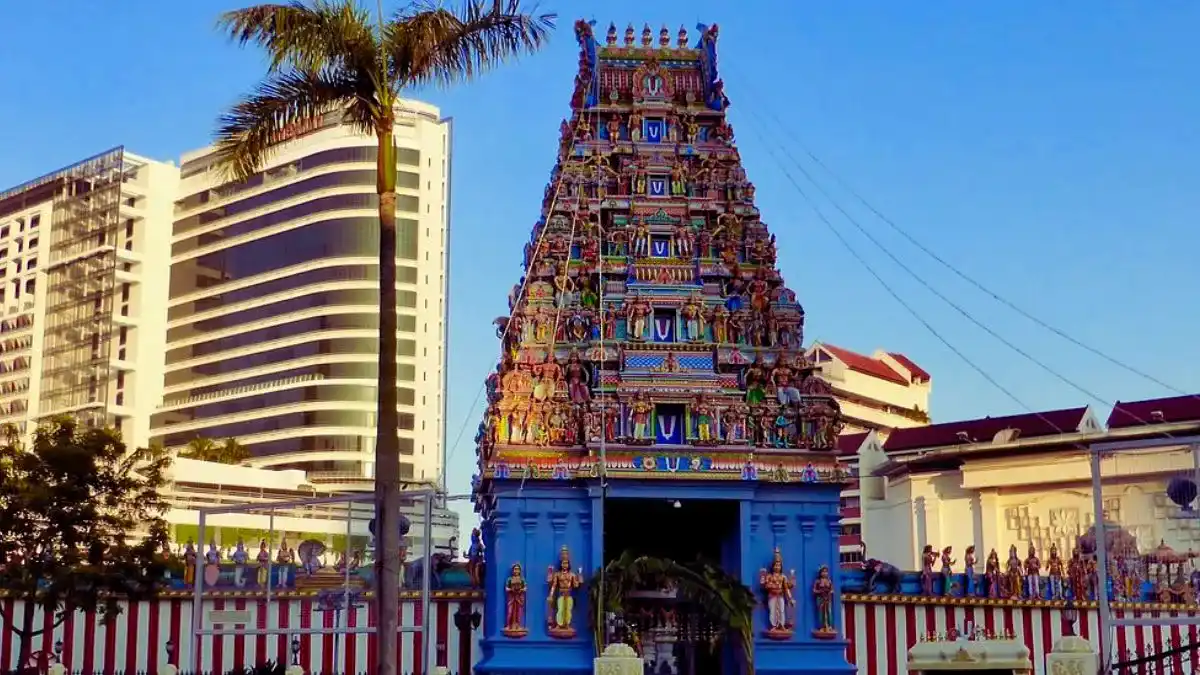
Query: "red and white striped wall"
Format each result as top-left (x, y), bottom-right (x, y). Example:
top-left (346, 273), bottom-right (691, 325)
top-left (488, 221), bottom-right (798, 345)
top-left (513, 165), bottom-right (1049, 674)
top-left (0, 594), bottom-right (483, 675)
top-left (4, 594), bottom-right (1200, 675)
top-left (843, 596), bottom-right (1200, 675)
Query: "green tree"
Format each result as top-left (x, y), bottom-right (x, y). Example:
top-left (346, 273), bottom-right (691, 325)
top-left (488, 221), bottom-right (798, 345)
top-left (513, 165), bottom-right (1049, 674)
top-left (0, 419), bottom-right (171, 670)
top-left (211, 3), bottom-right (554, 673)
top-left (182, 436), bottom-right (250, 464)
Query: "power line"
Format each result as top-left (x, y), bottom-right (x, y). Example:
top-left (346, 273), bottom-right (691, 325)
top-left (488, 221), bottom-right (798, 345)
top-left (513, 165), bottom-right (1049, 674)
top-left (738, 113), bottom-right (1061, 431)
top-left (732, 72), bottom-right (1192, 400)
top-left (738, 104), bottom-right (1121, 412)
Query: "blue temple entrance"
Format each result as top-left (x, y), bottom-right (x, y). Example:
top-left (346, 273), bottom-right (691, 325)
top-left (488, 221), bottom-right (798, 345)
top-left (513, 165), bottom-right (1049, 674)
top-left (471, 19), bottom-right (855, 675)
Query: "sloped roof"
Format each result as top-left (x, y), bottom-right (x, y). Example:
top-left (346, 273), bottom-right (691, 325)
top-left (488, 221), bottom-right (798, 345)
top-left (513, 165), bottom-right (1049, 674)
top-left (818, 344), bottom-right (909, 385)
top-left (1107, 394), bottom-right (1200, 429)
top-left (887, 352), bottom-right (931, 383)
top-left (882, 407), bottom-right (1092, 453)
top-left (837, 431), bottom-right (870, 457)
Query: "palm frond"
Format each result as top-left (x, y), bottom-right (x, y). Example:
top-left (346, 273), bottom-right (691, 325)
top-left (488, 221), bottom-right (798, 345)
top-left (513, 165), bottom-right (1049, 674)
top-left (218, 0), bottom-right (379, 74)
top-left (386, 0), bottom-right (555, 90)
top-left (213, 69), bottom-right (359, 180)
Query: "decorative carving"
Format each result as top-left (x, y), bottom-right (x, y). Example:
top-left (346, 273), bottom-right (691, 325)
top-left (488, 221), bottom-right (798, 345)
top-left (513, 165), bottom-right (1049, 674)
top-left (759, 548), bottom-right (796, 639)
top-left (502, 563), bottom-right (529, 638)
top-left (546, 546), bottom-right (583, 639)
top-left (811, 565), bottom-right (837, 639)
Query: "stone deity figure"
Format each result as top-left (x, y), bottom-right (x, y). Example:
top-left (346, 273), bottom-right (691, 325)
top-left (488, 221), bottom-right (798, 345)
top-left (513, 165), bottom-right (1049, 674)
top-left (629, 394), bottom-right (653, 440)
top-left (1005, 545), bottom-right (1024, 599)
top-left (276, 538), bottom-right (292, 588)
top-left (681, 295), bottom-right (706, 341)
top-left (624, 295), bottom-right (651, 341)
top-left (710, 306), bottom-right (730, 344)
top-left (771, 357), bottom-right (803, 407)
top-left (564, 352), bottom-right (591, 404)
top-left (231, 538), bottom-right (249, 588)
top-left (183, 540), bottom-right (197, 586)
top-left (1046, 544), bottom-right (1065, 600)
top-left (256, 540), bottom-right (271, 587)
top-left (632, 217), bottom-right (651, 257)
top-left (811, 566), bottom-right (837, 639)
top-left (1024, 544), bottom-right (1042, 599)
top-left (985, 549), bottom-right (1001, 599)
top-left (1086, 557), bottom-right (1099, 601)
top-left (502, 563), bottom-right (529, 638)
top-left (744, 356), bottom-right (767, 405)
top-left (466, 528), bottom-right (486, 589)
top-left (1067, 549), bottom-right (1087, 601)
top-left (759, 548), bottom-right (796, 638)
top-left (920, 545), bottom-right (937, 596)
top-left (964, 546), bottom-right (977, 596)
top-left (552, 265), bottom-right (575, 309)
top-left (940, 546), bottom-right (955, 596)
top-left (204, 541), bottom-right (222, 587)
top-left (546, 547), bottom-right (582, 638)
top-left (692, 395), bottom-right (713, 442)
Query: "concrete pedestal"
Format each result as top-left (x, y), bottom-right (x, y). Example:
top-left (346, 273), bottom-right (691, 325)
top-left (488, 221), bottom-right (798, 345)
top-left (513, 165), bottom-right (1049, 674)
top-left (1045, 636), bottom-right (1098, 675)
top-left (594, 643), bottom-right (643, 675)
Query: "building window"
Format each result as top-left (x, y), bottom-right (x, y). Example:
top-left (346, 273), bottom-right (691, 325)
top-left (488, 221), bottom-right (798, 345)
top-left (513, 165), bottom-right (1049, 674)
top-left (28, 215), bottom-right (38, 229)
top-left (398, 340), bottom-right (416, 357)
top-left (398, 290), bottom-right (417, 308)
top-left (398, 315), bottom-right (416, 332)
top-left (398, 388), bottom-right (415, 405)
top-left (398, 364), bottom-right (416, 382)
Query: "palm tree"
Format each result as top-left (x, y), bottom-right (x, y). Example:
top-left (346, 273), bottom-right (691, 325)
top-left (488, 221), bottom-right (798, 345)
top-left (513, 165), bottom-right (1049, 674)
top-left (211, 3), bottom-right (554, 673)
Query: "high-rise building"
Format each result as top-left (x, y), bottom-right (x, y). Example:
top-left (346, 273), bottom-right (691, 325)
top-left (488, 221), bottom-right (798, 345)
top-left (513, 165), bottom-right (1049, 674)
top-left (149, 101), bottom-right (450, 487)
top-left (0, 148), bottom-right (177, 447)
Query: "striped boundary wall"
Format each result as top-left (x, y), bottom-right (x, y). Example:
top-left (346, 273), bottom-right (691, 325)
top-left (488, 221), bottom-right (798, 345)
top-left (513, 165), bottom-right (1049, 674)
top-left (3, 593), bottom-right (1199, 674)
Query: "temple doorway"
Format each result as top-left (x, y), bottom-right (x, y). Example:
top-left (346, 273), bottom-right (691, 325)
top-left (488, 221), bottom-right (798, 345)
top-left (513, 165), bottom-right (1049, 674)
top-left (600, 498), bottom-right (745, 675)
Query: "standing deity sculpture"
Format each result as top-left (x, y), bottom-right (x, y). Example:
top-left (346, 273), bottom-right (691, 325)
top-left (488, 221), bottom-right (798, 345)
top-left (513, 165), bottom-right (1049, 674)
top-left (940, 546), bottom-right (955, 596)
top-left (564, 351), bottom-right (591, 404)
top-left (632, 217), bottom-right (651, 257)
top-left (624, 295), bottom-right (651, 341)
top-left (546, 546), bottom-right (583, 639)
top-left (963, 546), bottom-right (977, 596)
top-left (680, 293), bottom-right (706, 341)
top-left (231, 538), bottom-right (249, 588)
top-left (1005, 545), bottom-right (1024, 599)
top-left (692, 395), bottom-right (714, 443)
top-left (985, 549), bottom-right (1001, 599)
top-left (920, 545), bottom-right (937, 596)
top-left (629, 393), bottom-right (654, 440)
top-left (183, 540), bottom-right (197, 586)
top-left (503, 563), bottom-right (529, 638)
top-left (759, 548), bottom-right (796, 639)
top-left (811, 566), bottom-right (837, 639)
top-left (1046, 544), bottom-right (1064, 600)
top-left (256, 539), bottom-right (271, 587)
top-left (1024, 544), bottom-right (1042, 599)
top-left (204, 541), bottom-right (222, 587)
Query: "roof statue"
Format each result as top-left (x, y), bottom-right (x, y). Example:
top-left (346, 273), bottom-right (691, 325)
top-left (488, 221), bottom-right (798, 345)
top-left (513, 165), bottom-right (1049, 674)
top-left (472, 20), bottom-right (849, 516)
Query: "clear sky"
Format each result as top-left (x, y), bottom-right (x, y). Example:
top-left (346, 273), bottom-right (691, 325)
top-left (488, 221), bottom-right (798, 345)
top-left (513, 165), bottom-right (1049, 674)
top-left (2, 2), bottom-right (1198, 532)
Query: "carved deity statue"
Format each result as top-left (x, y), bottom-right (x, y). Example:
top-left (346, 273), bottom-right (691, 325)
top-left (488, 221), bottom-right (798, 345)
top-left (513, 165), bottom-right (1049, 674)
top-left (183, 539), bottom-right (197, 586)
top-left (759, 548), bottom-right (796, 638)
top-left (1047, 543), bottom-right (1064, 600)
top-left (231, 538), bottom-right (248, 588)
top-left (985, 549), bottom-right (1001, 599)
top-left (256, 539), bottom-right (270, 587)
top-left (681, 293), bottom-right (706, 341)
top-left (920, 545), bottom-right (937, 596)
top-left (940, 546), bottom-right (955, 596)
top-left (502, 563), bottom-right (528, 638)
top-left (546, 546), bottom-right (582, 638)
top-left (1068, 548), bottom-right (1087, 601)
top-left (692, 395), bottom-right (714, 442)
top-left (1005, 545), bottom-right (1024, 599)
top-left (1024, 544), bottom-right (1042, 599)
top-left (811, 565), bottom-right (837, 639)
top-left (964, 546), bottom-right (977, 596)
top-left (629, 393), bottom-right (654, 440)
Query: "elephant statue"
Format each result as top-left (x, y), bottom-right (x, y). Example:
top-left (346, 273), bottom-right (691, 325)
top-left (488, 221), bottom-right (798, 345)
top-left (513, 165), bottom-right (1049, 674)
top-left (863, 558), bottom-right (903, 594)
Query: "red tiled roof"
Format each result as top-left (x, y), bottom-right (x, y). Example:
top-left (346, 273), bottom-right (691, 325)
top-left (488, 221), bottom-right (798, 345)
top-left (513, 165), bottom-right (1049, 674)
top-left (882, 407), bottom-right (1091, 453)
top-left (819, 344), bottom-right (909, 386)
top-left (887, 352), bottom-right (931, 383)
top-left (1107, 394), bottom-right (1200, 429)
top-left (837, 431), bottom-right (870, 457)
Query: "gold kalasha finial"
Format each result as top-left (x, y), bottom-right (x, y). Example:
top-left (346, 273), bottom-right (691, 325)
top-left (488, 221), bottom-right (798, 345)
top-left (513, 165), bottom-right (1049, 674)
top-left (624, 24), bottom-right (635, 47)
top-left (641, 24), bottom-right (653, 47)
top-left (606, 22), bottom-right (617, 46)
top-left (659, 25), bottom-right (670, 48)
top-left (677, 25), bottom-right (688, 48)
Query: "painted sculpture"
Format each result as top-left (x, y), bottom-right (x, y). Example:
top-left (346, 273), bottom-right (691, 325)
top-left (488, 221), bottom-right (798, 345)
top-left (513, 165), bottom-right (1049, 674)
top-left (1023, 544), bottom-right (1041, 599)
top-left (466, 527), bottom-right (486, 589)
top-left (920, 545), bottom-right (936, 596)
top-left (503, 563), bottom-right (529, 638)
top-left (759, 548), bottom-right (796, 639)
top-left (231, 538), bottom-right (248, 588)
top-left (546, 546), bottom-right (582, 639)
top-left (811, 565), bottom-right (837, 639)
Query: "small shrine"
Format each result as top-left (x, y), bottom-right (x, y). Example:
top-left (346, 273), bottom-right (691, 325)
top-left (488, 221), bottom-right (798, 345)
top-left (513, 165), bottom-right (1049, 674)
top-left (907, 635), bottom-right (1033, 675)
top-left (471, 20), bottom-right (852, 675)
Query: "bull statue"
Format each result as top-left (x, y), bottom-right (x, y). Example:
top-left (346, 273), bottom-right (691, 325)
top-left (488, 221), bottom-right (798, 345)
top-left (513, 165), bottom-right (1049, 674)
top-left (860, 544), bottom-right (902, 594)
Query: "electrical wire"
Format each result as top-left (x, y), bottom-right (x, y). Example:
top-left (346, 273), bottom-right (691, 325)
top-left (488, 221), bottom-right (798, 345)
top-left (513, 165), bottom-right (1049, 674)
top-left (441, 61), bottom-right (603, 477)
top-left (729, 70), bottom-right (1195, 401)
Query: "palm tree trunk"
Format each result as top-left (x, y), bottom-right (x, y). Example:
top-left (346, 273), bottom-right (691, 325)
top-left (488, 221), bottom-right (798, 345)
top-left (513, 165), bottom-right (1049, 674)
top-left (374, 119), bottom-right (402, 675)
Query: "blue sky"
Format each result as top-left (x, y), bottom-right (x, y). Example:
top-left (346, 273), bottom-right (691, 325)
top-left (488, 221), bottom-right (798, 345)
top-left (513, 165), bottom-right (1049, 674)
top-left (2, 2), bottom-right (1198, 528)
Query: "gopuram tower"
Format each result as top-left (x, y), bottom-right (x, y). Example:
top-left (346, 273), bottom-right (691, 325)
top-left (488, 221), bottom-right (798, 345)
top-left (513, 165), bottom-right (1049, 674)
top-left (472, 21), bottom-right (854, 675)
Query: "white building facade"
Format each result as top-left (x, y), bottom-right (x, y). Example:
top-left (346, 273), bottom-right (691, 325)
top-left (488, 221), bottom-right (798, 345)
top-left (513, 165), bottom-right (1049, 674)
top-left (0, 148), bottom-right (177, 447)
top-left (150, 101), bottom-right (450, 485)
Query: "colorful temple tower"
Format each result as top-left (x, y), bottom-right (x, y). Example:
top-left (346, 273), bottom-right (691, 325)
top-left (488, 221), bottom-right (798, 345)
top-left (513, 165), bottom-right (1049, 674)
top-left (472, 21), bottom-right (854, 675)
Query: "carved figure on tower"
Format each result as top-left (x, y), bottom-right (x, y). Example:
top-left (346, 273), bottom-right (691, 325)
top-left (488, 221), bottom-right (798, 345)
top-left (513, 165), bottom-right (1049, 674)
top-left (564, 351), bottom-right (591, 404)
top-left (1005, 544), bottom-right (1024, 599)
top-left (1047, 543), bottom-right (1064, 600)
top-left (963, 545), bottom-right (977, 596)
top-left (1024, 544), bottom-right (1042, 599)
